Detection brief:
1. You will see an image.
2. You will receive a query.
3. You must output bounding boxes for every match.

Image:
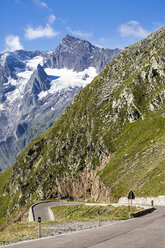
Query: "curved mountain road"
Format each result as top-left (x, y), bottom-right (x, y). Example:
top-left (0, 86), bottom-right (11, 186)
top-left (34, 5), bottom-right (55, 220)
top-left (32, 201), bottom-right (84, 221)
top-left (32, 201), bottom-right (110, 221)
top-left (3, 206), bottom-right (165, 248)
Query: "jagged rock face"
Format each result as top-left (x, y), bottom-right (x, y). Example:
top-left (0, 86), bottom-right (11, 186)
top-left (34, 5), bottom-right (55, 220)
top-left (44, 35), bottom-right (120, 73)
top-left (45, 155), bottom-right (112, 202)
top-left (29, 64), bottom-right (51, 95)
top-left (0, 35), bottom-right (120, 171)
top-left (0, 52), bottom-right (25, 102)
top-left (14, 50), bottom-right (42, 60)
top-left (6, 26), bottom-right (165, 207)
top-left (22, 64), bottom-right (51, 108)
top-left (0, 52), bottom-right (25, 84)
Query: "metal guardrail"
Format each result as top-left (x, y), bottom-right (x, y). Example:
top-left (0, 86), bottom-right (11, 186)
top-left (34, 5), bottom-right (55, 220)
top-left (29, 201), bottom-right (61, 221)
top-left (132, 207), bottom-right (156, 217)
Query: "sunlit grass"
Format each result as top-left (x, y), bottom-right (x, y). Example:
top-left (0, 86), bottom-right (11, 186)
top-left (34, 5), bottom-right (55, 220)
top-left (51, 204), bottom-right (142, 222)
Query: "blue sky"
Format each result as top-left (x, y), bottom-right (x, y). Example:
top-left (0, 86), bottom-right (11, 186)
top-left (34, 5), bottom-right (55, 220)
top-left (0, 0), bottom-right (165, 52)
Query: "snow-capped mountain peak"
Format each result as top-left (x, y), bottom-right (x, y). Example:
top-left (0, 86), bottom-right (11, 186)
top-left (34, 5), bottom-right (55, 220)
top-left (0, 35), bottom-right (121, 171)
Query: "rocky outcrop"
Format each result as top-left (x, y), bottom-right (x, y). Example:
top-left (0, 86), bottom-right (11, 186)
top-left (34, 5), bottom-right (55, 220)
top-left (29, 64), bottom-right (51, 95)
top-left (45, 155), bottom-right (112, 202)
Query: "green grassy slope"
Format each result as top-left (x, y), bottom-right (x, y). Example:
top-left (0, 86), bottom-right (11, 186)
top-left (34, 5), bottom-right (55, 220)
top-left (99, 114), bottom-right (165, 199)
top-left (0, 167), bottom-right (13, 225)
top-left (50, 205), bottom-right (142, 222)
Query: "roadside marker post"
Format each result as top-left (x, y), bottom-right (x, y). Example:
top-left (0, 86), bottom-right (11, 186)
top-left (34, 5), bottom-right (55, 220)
top-left (128, 203), bottom-right (131, 219)
top-left (128, 190), bottom-right (135, 219)
top-left (38, 217), bottom-right (41, 238)
top-left (98, 210), bottom-right (100, 226)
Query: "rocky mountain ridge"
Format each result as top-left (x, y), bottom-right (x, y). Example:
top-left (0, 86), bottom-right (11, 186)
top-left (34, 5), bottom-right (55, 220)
top-left (44, 34), bottom-right (120, 72)
top-left (0, 35), bottom-right (120, 171)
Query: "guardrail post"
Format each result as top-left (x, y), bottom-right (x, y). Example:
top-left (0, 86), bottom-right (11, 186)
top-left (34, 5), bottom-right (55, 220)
top-left (98, 210), bottom-right (100, 226)
top-left (128, 205), bottom-right (131, 219)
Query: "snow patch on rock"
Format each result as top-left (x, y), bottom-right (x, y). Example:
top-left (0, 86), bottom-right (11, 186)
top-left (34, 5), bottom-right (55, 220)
top-left (38, 67), bottom-right (97, 99)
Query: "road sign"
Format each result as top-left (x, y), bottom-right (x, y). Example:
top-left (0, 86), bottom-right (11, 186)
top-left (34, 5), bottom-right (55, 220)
top-left (128, 190), bottom-right (135, 200)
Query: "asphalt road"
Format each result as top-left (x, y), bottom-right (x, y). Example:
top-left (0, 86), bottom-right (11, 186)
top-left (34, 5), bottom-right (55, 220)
top-left (3, 206), bottom-right (165, 248)
top-left (33, 201), bottom-right (84, 221)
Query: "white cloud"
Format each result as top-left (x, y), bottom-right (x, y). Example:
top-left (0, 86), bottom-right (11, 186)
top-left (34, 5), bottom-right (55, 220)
top-left (24, 24), bottom-right (59, 40)
top-left (58, 18), bottom-right (66, 25)
top-left (93, 43), bottom-right (103, 48)
top-left (99, 38), bottom-right (106, 43)
top-left (5, 35), bottom-right (23, 51)
top-left (66, 27), bottom-right (92, 39)
top-left (152, 22), bottom-right (165, 29)
top-left (40, 1), bottom-right (48, 8)
top-left (98, 37), bottom-right (112, 44)
top-left (119, 21), bottom-right (150, 38)
top-left (48, 14), bottom-right (56, 24)
top-left (33, 0), bottom-right (51, 11)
